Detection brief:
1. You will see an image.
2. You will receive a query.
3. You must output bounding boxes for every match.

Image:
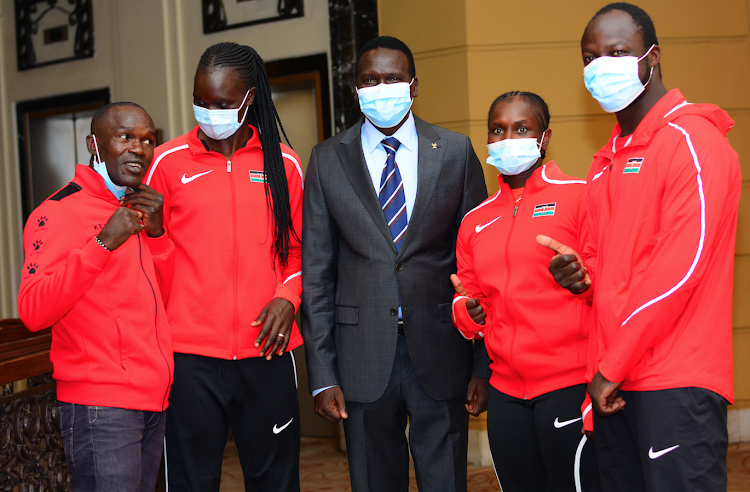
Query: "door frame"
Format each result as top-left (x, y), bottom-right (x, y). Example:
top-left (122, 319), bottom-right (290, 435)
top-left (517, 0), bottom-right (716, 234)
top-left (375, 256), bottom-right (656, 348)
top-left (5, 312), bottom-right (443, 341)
top-left (265, 53), bottom-right (332, 143)
top-left (16, 88), bottom-right (109, 222)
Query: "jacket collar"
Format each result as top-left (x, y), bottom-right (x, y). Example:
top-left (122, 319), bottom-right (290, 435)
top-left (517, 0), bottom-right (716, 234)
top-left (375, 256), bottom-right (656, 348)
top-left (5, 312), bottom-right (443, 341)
top-left (74, 164), bottom-right (120, 205)
top-left (495, 160), bottom-right (563, 197)
top-left (594, 89), bottom-right (686, 160)
top-left (186, 124), bottom-right (262, 155)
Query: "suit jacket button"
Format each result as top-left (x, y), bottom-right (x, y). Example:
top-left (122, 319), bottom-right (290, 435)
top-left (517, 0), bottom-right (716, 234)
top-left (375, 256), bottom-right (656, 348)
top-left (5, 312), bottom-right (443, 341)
top-left (395, 263), bottom-right (403, 271)
top-left (390, 308), bottom-right (398, 316)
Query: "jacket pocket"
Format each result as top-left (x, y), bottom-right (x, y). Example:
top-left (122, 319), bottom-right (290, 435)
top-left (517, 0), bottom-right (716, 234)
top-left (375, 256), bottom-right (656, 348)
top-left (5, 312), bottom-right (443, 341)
top-left (114, 317), bottom-right (131, 370)
top-left (437, 302), bottom-right (452, 323)
top-left (335, 305), bottom-right (359, 325)
top-left (58, 402), bottom-right (75, 469)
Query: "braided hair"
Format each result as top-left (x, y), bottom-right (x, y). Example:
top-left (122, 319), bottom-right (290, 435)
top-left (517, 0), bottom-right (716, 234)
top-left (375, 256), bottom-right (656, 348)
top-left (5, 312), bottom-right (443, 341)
top-left (197, 42), bottom-right (297, 267)
top-left (488, 91), bottom-right (550, 160)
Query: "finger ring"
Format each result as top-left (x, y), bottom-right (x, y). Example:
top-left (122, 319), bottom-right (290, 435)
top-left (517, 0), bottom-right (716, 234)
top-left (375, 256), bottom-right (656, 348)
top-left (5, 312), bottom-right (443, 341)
top-left (277, 333), bottom-right (285, 338)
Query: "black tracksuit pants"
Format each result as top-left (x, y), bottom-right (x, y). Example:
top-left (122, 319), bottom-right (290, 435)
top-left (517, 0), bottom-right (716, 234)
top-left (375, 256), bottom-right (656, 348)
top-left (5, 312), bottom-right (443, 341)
top-left (593, 387), bottom-right (727, 492)
top-left (487, 384), bottom-right (600, 492)
top-left (164, 352), bottom-right (301, 492)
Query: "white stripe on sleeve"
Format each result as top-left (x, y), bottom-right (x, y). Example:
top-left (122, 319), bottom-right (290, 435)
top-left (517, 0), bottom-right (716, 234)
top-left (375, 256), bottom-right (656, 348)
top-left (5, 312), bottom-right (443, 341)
top-left (283, 271), bottom-right (301, 284)
top-left (620, 122), bottom-right (706, 327)
top-left (146, 144), bottom-right (189, 185)
top-left (282, 152), bottom-right (304, 190)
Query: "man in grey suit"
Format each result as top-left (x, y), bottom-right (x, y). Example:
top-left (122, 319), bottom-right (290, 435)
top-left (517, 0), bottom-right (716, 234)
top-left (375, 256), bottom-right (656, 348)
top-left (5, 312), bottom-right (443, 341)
top-left (301, 36), bottom-right (490, 492)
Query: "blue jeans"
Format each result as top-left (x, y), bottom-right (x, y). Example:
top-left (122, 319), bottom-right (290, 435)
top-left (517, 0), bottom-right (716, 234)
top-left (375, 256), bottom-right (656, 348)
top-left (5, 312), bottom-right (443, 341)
top-left (58, 402), bottom-right (166, 492)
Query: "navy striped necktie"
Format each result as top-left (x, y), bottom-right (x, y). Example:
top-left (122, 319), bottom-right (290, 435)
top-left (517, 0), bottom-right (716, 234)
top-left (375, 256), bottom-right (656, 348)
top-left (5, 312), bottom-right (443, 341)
top-left (379, 137), bottom-right (408, 251)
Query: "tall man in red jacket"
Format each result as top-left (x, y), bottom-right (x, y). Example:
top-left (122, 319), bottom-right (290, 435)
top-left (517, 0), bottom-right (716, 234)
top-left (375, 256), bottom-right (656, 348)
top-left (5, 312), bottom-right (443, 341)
top-left (538, 3), bottom-right (741, 491)
top-left (18, 102), bottom-right (174, 492)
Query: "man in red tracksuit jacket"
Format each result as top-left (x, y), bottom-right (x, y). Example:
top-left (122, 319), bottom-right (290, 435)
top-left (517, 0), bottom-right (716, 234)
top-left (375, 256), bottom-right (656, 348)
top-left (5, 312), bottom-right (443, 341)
top-left (18, 102), bottom-right (174, 492)
top-left (540, 4), bottom-right (740, 491)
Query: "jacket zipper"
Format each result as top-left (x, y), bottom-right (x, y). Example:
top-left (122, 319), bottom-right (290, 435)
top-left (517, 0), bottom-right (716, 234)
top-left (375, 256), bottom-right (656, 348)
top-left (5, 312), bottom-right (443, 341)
top-left (505, 195), bottom-right (528, 399)
top-left (228, 159), bottom-right (240, 360)
top-left (136, 234), bottom-right (171, 411)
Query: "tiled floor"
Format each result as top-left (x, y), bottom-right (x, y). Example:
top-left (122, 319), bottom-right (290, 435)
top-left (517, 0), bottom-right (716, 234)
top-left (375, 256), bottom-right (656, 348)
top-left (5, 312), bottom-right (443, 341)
top-left (219, 438), bottom-right (750, 491)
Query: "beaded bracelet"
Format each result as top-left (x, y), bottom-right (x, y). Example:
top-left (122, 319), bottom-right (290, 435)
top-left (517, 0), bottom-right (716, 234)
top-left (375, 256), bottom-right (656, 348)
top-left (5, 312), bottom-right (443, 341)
top-left (95, 236), bottom-right (111, 252)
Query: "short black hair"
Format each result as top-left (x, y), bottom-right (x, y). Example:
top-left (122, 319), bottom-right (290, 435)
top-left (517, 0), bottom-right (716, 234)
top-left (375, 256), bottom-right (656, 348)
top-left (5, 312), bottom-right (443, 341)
top-left (90, 102), bottom-right (147, 133)
top-left (356, 36), bottom-right (416, 79)
top-left (591, 2), bottom-right (658, 51)
top-left (488, 91), bottom-right (551, 159)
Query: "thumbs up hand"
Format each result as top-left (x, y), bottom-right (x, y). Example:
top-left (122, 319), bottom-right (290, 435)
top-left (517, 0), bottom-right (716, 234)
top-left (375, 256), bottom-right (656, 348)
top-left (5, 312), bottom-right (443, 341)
top-left (450, 274), bottom-right (486, 325)
top-left (535, 235), bottom-right (591, 294)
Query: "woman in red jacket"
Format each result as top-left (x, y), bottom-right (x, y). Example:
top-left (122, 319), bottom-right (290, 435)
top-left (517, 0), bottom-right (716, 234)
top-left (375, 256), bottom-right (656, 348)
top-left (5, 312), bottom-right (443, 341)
top-left (452, 92), bottom-right (599, 491)
top-left (144, 43), bottom-right (303, 491)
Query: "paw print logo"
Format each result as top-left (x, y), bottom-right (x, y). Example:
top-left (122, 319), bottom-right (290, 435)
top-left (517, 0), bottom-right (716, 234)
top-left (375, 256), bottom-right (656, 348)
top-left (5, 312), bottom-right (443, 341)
top-left (93, 223), bottom-right (106, 231)
top-left (27, 263), bottom-right (38, 275)
top-left (37, 216), bottom-right (48, 227)
top-left (32, 240), bottom-right (42, 251)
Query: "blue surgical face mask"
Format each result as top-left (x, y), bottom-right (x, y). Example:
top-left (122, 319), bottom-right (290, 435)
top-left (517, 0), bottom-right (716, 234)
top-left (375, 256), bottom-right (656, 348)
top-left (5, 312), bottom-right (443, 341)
top-left (193, 90), bottom-right (250, 140)
top-left (583, 45), bottom-right (655, 113)
top-left (91, 135), bottom-right (127, 200)
top-left (357, 80), bottom-right (414, 129)
top-left (486, 133), bottom-right (545, 176)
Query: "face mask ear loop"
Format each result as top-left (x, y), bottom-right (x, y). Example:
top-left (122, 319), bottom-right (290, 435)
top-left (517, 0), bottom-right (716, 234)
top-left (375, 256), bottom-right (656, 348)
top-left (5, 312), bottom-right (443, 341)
top-left (537, 130), bottom-right (548, 150)
top-left (637, 44), bottom-right (656, 63)
top-left (238, 90), bottom-right (251, 125)
top-left (638, 44), bottom-right (656, 88)
top-left (92, 134), bottom-right (103, 165)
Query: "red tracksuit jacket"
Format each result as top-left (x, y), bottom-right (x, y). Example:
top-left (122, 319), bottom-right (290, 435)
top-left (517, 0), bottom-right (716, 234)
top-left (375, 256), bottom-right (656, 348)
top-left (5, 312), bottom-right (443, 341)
top-left (145, 125), bottom-right (304, 360)
top-left (18, 165), bottom-right (175, 412)
top-left (584, 89), bottom-right (740, 404)
top-left (453, 162), bottom-right (591, 401)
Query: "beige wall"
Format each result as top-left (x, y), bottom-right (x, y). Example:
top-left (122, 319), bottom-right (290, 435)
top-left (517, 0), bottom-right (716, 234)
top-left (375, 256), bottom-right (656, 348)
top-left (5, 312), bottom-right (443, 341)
top-left (379, 0), bottom-right (750, 410)
top-left (0, 0), bottom-right (331, 317)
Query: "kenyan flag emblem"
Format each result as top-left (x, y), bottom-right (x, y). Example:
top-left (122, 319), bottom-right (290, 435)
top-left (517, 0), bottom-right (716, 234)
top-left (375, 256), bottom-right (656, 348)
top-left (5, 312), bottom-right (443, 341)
top-left (532, 203), bottom-right (556, 217)
top-left (249, 171), bottom-right (267, 183)
top-left (624, 158), bottom-right (643, 174)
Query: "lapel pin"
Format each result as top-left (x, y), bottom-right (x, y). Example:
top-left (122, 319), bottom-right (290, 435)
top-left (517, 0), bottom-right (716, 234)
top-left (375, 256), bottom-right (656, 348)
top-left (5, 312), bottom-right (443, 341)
top-left (431, 143), bottom-right (438, 149)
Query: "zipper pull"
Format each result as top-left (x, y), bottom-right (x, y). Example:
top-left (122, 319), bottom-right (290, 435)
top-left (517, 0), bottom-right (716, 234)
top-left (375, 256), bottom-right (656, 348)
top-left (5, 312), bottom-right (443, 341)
top-left (226, 160), bottom-right (231, 172)
top-left (513, 205), bottom-right (518, 217)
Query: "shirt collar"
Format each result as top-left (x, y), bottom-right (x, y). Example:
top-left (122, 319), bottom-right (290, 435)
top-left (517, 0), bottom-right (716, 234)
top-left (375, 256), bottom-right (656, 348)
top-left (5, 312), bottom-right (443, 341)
top-left (361, 112), bottom-right (417, 155)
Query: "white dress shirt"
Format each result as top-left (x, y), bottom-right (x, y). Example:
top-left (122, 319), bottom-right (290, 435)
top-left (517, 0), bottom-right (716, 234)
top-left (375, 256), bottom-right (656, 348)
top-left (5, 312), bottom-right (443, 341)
top-left (312, 113), bottom-right (420, 397)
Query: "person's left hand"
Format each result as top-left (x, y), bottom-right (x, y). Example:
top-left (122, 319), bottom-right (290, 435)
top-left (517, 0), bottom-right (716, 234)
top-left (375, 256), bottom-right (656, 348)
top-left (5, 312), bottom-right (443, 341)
top-left (465, 377), bottom-right (489, 416)
top-left (120, 184), bottom-right (164, 238)
top-left (252, 298), bottom-right (295, 360)
top-left (588, 371), bottom-right (625, 417)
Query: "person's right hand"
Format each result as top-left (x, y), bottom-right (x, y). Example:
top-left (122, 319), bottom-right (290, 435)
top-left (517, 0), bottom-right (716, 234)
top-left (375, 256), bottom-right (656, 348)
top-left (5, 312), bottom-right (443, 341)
top-left (535, 235), bottom-right (591, 294)
top-left (450, 274), bottom-right (485, 325)
top-left (97, 207), bottom-right (145, 251)
top-left (314, 386), bottom-right (348, 423)
top-left (588, 371), bottom-right (625, 417)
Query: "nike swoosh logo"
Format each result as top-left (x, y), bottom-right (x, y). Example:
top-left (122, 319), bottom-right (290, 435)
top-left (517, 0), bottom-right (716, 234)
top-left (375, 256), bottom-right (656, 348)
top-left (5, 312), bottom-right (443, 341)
top-left (554, 417), bottom-right (582, 428)
top-left (648, 444), bottom-right (679, 459)
top-left (475, 216), bottom-right (502, 234)
top-left (181, 170), bottom-right (213, 184)
top-left (273, 417), bottom-right (293, 435)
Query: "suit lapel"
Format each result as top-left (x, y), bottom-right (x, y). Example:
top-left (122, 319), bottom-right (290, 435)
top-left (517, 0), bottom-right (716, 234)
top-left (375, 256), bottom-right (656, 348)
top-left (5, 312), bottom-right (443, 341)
top-left (397, 117), bottom-right (444, 257)
top-left (335, 119), bottom-right (398, 253)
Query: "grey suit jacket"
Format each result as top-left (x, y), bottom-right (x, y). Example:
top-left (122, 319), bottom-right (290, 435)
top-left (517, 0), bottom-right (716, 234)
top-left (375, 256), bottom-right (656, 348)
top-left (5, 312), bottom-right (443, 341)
top-left (301, 116), bottom-right (491, 403)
